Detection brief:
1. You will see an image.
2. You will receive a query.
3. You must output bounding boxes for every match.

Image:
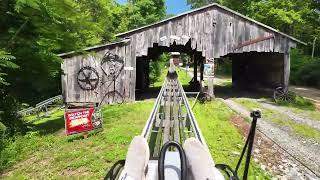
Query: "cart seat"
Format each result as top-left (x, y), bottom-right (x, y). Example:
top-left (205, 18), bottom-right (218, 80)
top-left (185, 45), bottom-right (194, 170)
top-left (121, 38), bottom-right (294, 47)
top-left (119, 136), bottom-right (150, 180)
top-left (183, 138), bottom-right (224, 180)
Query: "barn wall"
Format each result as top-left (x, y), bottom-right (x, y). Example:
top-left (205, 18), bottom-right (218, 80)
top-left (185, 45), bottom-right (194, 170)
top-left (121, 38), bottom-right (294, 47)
top-left (120, 6), bottom-right (296, 61)
top-left (61, 4), bottom-right (299, 105)
top-left (61, 42), bottom-right (136, 104)
top-left (232, 52), bottom-right (284, 88)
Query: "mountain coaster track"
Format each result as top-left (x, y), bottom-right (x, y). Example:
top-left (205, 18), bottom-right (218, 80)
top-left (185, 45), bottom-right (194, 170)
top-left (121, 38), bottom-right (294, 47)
top-left (105, 67), bottom-right (261, 180)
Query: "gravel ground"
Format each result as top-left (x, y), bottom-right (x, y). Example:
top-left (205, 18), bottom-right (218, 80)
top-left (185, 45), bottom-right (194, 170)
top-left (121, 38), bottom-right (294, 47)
top-left (221, 98), bottom-right (320, 179)
top-left (258, 100), bottom-right (320, 130)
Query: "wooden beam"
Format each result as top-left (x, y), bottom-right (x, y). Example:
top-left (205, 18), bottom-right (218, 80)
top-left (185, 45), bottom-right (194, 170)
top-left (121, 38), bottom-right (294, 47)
top-left (193, 54), bottom-right (198, 82)
top-left (235, 35), bottom-right (274, 49)
top-left (283, 52), bottom-right (290, 91)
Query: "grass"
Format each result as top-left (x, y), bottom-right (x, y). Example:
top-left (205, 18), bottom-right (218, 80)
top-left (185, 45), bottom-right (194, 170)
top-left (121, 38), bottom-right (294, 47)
top-left (274, 96), bottom-right (320, 121)
top-left (193, 100), bottom-right (271, 179)
top-left (177, 68), bottom-right (192, 85)
top-left (153, 67), bottom-right (191, 88)
top-left (1, 100), bottom-right (271, 179)
top-left (152, 68), bottom-right (167, 88)
top-left (275, 95), bottom-right (316, 111)
top-left (1, 69), bottom-right (271, 179)
top-left (233, 98), bottom-right (320, 143)
top-left (1, 101), bottom-right (154, 179)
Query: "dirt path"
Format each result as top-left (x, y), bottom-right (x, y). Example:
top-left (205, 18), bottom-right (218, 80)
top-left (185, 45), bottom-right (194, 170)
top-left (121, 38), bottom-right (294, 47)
top-left (221, 98), bottom-right (320, 179)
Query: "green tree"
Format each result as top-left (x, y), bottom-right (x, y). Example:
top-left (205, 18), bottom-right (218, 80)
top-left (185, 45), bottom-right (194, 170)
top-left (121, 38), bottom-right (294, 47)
top-left (0, 50), bottom-right (18, 85)
top-left (121, 0), bottom-right (166, 30)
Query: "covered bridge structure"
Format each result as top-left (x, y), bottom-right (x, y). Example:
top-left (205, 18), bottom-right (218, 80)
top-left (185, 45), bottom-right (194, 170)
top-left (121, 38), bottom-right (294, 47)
top-left (59, 3), bottom-right (304, 105)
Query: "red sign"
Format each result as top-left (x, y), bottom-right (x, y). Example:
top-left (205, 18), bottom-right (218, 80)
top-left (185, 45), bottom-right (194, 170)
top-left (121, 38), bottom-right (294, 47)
top-left (65, 108), bottom-right (101, 135)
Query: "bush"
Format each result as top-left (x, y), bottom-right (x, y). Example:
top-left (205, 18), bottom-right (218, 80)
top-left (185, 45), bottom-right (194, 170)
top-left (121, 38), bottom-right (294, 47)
top-left (0, 90), bottom-right (27, 137)
top-left (290, 49), bottom-right (320, 88)
top-left (149, 53), bottom-right (170, 85)
top-left (216, 58), bottom-right (232, 76)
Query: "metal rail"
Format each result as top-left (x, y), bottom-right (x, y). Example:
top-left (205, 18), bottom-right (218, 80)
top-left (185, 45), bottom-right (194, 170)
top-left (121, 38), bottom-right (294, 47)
top-left (141, 74), bottom-right (210, 158)
top-left (18, 95), bottom-right (63, 116)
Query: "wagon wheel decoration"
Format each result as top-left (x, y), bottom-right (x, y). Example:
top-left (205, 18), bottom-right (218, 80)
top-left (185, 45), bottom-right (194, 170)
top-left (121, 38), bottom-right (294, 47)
top-left (77, 66), bottom-right (99, 91)
top-left (273, 87), bottom-right (295, 103)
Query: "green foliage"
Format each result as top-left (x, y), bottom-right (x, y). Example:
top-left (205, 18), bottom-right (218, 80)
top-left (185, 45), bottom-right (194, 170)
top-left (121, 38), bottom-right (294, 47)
top-left (123, 0), bottom-right (166, 30)
top-left (149, 53), bottom-right (171, 85)
top-left (0, 50), bottom-right (18, 85)
top-left (0, 0), bottom-right (166, 137)
top-left (216, 58), bottom-right (232, 76)
top-left (0, 91), bottom-right (27, 137)
top-left (290, 49), bottom-right (320, 88)
top-left (276, 95), bottom-right (316, 111)
top-left (177, 68), bottom-right (192, 85)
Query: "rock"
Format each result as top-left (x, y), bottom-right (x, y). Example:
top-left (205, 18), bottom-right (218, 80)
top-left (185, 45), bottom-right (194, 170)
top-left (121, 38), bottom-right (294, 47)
top-left (278, 165), bottom-right (284, 169)
top-left (254, 149), bottom-right (260, 154)
top-left (268, 163), bottom-right (272, 167)
top-left (232, 151), bottom-right (240, 155)
top-left (289, 163), bottom-right (297, 168)
top-left (282, 159), bottom-right (288, 163)
top-left (253, 158), bottom-right (259, 163)
top-left (287, 167), bottom-right (300, 179)
top-left (257, 139), bottom-right (262, 145)
top-left (261, 164), bottom-right (266, 171)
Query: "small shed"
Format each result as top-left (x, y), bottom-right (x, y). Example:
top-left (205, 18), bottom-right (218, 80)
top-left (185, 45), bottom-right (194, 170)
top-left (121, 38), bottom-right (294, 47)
top-left (59, 3), bottom-right (304, 105)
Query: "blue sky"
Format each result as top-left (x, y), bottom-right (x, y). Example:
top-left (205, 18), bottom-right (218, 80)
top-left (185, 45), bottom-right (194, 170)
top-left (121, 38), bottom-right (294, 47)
top-left (116, 0), bottom-right (191, 15)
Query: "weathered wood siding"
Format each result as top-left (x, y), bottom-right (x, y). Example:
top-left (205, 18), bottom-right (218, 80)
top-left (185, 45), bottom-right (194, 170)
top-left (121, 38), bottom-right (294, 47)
top-left (61, 4), bottom-right (299, 105)
top-left (61, 43), bottom-right (135, 104)
top-left (118, 6), bottom-right (296, 60)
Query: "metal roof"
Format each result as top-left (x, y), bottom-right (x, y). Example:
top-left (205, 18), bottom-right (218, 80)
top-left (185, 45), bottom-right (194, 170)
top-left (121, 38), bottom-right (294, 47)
top-left (58, 39), bottom-right (130, 58)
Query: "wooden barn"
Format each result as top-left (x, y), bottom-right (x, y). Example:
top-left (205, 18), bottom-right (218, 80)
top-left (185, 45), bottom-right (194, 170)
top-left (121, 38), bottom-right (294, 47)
top-left (59, 3), bottom-right (304, 105)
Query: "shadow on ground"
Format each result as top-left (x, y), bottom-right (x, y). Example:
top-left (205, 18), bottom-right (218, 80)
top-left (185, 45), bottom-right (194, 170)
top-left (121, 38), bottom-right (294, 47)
top-left (135, 85), bottom-right (194, 101)
top-left (32, 115), bottom-right (64, 135)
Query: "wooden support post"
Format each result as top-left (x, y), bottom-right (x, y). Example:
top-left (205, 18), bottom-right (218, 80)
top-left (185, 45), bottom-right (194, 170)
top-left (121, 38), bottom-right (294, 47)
top-left (208, 78), bottom-right (215, 99)
top-left (200, 59), bottom-right (204, 93)
top-left (45, 106), bottom-right (49, 117)
top-left (207, 59), bottom-right (215, 99)
top-left (83, 132), bottom-right (88, 139)
top-left (193, 55), bottom-right (197, 82)
top-left (200, 60), bottom-right (204, 82)
top-left (283, 50), bottom-right (290, 91)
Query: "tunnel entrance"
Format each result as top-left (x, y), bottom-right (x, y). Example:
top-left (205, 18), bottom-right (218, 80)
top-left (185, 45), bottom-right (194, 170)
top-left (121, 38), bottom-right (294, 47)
top-left (135, 40), bottom-right (205, 91)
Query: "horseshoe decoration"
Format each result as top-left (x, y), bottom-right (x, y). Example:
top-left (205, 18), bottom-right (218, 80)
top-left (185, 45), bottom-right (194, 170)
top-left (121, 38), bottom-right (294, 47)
top-left (77, 66), bottom-right (99, 90)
